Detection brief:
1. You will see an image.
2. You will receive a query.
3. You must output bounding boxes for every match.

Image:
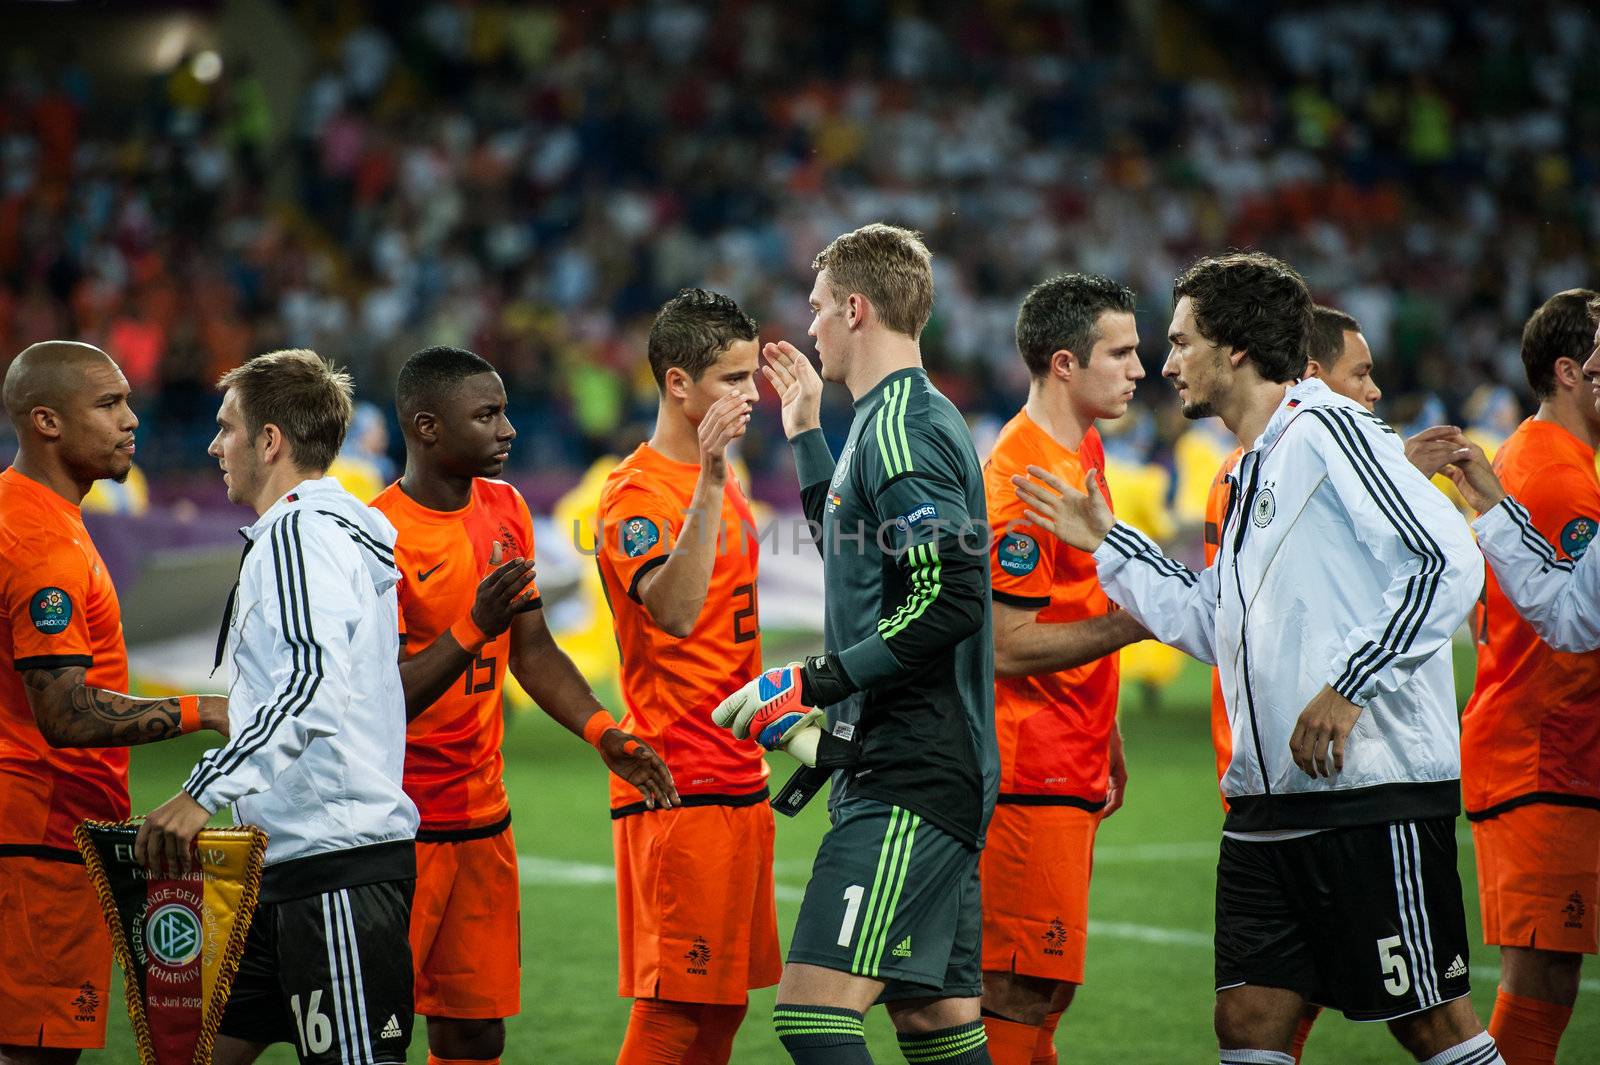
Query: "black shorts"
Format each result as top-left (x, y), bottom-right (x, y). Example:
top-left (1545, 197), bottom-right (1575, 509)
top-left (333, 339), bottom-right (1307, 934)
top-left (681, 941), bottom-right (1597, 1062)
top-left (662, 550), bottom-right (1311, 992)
top-left (1215, 818), bottom-right (1472, 1022)
top-left (787, 798), bottom-right (983, 1001)
top-left (219, 879), bottom-right (415, 1063)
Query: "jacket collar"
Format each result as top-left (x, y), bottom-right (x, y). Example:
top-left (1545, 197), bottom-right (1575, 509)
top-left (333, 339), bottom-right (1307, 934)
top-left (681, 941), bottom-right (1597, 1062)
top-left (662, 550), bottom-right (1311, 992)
top-left (1250, 377), bottom-right (1337, 453)
top-left (241, 477), bottom-right (342, 541)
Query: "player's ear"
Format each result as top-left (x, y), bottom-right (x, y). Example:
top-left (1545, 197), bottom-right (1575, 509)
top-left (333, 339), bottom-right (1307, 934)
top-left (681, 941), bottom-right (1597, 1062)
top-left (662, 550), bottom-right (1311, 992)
top-left (663, 367), bottom-right (690, 402)
top-left (846, 293), bottom-right (866, 330)
top-left (28, 405), bottom-right (62, 441)
top-left (1228, 347), bottom-right (1250, 370)
top-left (1051, 349), bottom-right (1075, 382)
top-left (1554, 356), bottom-right (1582, 388)
top-left (412, 410), bottom-right (439, 445)
top-left (258, 423), bottom-right (286, 464)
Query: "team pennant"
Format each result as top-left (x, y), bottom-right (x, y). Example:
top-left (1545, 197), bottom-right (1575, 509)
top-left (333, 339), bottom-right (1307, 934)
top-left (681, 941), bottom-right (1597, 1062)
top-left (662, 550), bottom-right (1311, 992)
top-left (75, 821), bottom-right (266, 1065)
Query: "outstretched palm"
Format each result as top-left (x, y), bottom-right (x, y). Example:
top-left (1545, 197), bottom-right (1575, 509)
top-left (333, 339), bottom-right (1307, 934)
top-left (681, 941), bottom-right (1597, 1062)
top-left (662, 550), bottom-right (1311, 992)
top-left (760, 340), bottom-right (823, 440)
top-left (1012, 465), bottom-right (1116, 552)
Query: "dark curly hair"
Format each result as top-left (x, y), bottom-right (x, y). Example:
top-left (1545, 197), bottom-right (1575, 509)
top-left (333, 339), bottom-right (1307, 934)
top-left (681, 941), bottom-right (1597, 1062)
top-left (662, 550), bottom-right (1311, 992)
top-left (1015, 273), bottom-right (1137, 378)
top-left (647, 288), bottom-right (758, 388)
top-left (1521, 289), bottom-right (1598, 399)
top-left (1173, 252), bottom-right (1312, 383)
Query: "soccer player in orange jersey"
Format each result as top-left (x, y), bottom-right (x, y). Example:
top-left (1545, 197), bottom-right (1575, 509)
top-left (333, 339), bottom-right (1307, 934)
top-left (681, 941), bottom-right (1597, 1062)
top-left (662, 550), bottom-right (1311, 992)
top-left (595, 289), bottom-right (781, 1065)
top-left (0, 342), bottom-right (228, 1065)
top-left (977, 275), bottom-right (1150, 1065)
top-left (371, 346), bottom-right (676, 1065)
top-left (1459, 290), bottom-right (1600, 1065)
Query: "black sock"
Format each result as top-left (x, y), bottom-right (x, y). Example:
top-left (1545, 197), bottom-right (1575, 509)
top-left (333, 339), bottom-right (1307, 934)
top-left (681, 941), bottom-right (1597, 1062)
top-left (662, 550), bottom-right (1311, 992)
top-left (897, 1020), bottom-right (991, 1064)
top-left (774, 1004), bottom-right (874, 1063)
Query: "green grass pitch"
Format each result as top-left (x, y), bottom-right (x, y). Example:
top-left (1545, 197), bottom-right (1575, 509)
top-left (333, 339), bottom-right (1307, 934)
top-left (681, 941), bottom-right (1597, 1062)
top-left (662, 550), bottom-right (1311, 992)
top-left (104, 652), bottom-right (1598, 1063)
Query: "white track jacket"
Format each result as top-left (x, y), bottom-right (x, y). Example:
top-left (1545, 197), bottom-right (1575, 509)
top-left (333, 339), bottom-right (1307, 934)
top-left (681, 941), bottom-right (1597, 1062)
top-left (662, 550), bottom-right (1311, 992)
top-left (1093, 380), bottom-right (1482, 831)
top-left (1474, 496), bottom-right (1600, 653)
top-left (185, 478), bottom-right (418, 899)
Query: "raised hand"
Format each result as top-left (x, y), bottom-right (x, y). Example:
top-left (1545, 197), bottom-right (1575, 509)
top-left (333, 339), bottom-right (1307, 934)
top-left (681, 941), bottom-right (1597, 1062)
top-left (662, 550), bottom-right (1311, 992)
top-left (761, 341), bottom-right (823, 439)
top-left (1012, 465), bottom-right (1116, 552)
top-left (470, 548), bottom-right (539, 639)
top-left (1404, 425), bottom-right (1474, 479)
top-left (698, 389), bottom-right (753, 475)
top-left (1439, 436), bottom-right (1505, 513)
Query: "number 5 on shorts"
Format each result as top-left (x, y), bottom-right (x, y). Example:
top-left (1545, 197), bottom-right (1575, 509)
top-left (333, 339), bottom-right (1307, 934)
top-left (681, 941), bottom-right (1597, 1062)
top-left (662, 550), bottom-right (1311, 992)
top-left (837, 884), bottom-right (865, 947)
top-left (1376, 935), bottom-right (1411, 997)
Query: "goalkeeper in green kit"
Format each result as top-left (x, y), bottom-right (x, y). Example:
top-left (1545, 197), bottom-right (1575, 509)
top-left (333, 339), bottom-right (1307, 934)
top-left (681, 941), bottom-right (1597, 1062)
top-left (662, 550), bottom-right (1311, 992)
top-left (712, 224), bottom-right (997, 1064)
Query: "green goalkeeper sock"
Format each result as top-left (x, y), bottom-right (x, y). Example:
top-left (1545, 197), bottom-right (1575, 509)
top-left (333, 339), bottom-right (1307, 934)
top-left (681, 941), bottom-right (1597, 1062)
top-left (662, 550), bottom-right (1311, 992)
top-left (774, 1005), bottom-right (873, 1063)
top-left (898, 1020), bottom-right (991, 1064)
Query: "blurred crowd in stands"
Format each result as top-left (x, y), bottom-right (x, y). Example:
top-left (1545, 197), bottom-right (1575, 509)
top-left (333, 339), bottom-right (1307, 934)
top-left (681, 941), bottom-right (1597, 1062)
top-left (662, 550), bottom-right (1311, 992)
top-left (1, 1), bottom-right (1596, 515)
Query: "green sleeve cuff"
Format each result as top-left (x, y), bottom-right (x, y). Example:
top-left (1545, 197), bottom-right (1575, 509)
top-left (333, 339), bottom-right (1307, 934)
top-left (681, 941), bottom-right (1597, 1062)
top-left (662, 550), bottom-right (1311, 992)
top-left (791, 428), bottom-right (835, 488)
top-left (837, 634), bottom-right (903, 691)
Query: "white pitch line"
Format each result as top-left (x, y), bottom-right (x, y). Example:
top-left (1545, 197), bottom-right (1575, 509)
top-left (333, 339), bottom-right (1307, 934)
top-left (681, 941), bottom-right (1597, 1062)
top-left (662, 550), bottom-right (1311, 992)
top-left (517, 855), bottom-right (1600, 993)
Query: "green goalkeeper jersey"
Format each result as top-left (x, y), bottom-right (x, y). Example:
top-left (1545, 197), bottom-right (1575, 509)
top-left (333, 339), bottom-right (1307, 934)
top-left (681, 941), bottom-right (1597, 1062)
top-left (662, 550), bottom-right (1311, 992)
top-left (790, 367), bottom-right (998, 847)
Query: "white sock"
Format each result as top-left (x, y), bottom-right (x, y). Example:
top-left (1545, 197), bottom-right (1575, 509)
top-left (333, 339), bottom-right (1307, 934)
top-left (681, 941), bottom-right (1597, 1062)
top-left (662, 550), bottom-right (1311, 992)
top-left (1220, 1052), bottom-right (1294, 1065)
top-left (1419, 1031), bottom-right (1504, 1065)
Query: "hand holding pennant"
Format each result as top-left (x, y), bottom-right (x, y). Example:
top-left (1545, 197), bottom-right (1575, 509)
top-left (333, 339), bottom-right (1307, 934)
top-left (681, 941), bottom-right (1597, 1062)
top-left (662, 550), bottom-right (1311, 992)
top-left (75, 821), bottom-right (267, 1065)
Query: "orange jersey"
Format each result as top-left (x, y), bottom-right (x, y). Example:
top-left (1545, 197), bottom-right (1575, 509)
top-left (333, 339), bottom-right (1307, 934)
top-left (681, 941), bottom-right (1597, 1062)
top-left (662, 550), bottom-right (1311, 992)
top-left (1204, 447), bottom-right (1245, 789)
top-left (596, 444), bottom-right (768, 811)
top-left (371, 478), bottom-right (541, 832)
top-left (1463, 418), bottom-right (1600, 817)
top-left (0, 467), bottom-right (129, 851)
top-left (983, 411), bottom-right (1119, 805)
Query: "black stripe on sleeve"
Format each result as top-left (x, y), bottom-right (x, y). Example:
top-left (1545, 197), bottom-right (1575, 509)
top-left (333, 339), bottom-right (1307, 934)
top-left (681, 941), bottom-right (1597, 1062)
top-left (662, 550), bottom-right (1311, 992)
top-left (626, 555), bottom-right (668, 603)
top-left (1310, 409), bottom-right (1445, 701)
top-left (1105, 523), bottom-right (1198, 587)
top-left (315, 510), bottom-right (395, 564)
top-left (186, 512), bottom-right (326, 800)
top-left (14, 654), bottom-right (93, 671)
top-left (992, 590), bottom-right (1050, 609)
top-left (1502, 498), bottom-right (1574, 572)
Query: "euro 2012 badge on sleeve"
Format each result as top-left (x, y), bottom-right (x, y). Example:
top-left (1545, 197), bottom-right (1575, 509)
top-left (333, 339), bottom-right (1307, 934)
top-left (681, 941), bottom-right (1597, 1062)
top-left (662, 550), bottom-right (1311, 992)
top-left (1561, 516), bottom-right (1596, 560)
top-left (75, 821), bottom-right (267, 1065)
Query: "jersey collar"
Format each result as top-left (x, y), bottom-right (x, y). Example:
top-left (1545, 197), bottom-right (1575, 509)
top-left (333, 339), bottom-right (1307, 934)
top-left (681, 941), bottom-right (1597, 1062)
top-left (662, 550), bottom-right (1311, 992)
top-left (855, 366), bottom-right (925, 411)
top-left (241, 477), bottom-right (342, 540)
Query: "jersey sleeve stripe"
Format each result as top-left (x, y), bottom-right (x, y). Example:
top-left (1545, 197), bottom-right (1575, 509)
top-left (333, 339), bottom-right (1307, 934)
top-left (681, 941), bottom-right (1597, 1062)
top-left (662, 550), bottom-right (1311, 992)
top-left (1503, 497), bottom-right (1575, 571)
top-left (1310, 409), bottom-right (1446, 701)
top-left (991, 590), bottom-right (1050, 610)
top-left (186, 512), bottom-right (325, 800)
top-left (315, 510), bottom-right (395, 565)
top-left (13, 654), bottom-right (93, 671)
top-left (877, 540), bottom-right (943, 639)
top-left (625, 554), bottom-right (668, 602)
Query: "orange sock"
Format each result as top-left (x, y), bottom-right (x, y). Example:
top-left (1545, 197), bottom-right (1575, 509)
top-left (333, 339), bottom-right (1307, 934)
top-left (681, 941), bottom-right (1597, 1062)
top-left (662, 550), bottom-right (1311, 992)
top-left (1489, 988), bottom-right (1572, 1065)
top-left (1289, 1006), bottom-right (1320, 1063)
top-left (981, 1014), bottom-right (1041, 1065)
top-left (1031, 1010), bottom-right (1063, 1065)
top-left (617, 998), bottom-right (710, 1065)
top-left (428, 1058), bottom-right (499, 1065)
top-left (683, 1001), bottom-right (748, 1065)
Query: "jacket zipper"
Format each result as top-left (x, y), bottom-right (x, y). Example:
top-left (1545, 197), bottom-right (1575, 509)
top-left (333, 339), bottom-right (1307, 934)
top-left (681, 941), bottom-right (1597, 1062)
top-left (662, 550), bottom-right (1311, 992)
top-left (1226, 452), bottom-right (1273, 802)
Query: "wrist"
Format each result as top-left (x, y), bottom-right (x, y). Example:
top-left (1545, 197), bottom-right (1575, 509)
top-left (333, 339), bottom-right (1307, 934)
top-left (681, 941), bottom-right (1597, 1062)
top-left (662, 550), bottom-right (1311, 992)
top-left (582, 708), bottom-right (619, 747)
top-left (450, 613), bottom-right (489, 655)
top-left (178, 694), bottom-right (201, 735)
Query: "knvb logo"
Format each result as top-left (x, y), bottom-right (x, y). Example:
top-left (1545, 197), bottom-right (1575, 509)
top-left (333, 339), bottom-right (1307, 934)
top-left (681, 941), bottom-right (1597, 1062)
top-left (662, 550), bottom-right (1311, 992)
top-left (685, 937), bottom-right (711, 975)
top-left (72, 982), bottom-right (99, 1022)
top-left (1042, 918), bottom-right (1069, 957)
top-left (1566, 892), bottom-right (1586, 929)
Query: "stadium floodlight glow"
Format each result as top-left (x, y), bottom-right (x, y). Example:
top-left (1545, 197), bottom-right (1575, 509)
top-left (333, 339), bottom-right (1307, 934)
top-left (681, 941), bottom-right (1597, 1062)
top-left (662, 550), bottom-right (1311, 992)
top-left (192, 50), bottom-right (223, 84)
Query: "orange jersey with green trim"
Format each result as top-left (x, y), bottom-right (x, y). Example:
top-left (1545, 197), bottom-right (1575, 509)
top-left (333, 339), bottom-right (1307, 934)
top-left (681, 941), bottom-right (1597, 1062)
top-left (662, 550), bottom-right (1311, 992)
top-left (0, 467), bottom-right (129, 850)
top-left (371, 478), bottom-right (540, 831)
top-left (983, 411), bottom-right (1119, 804)
top-left (596, 444), bottom-right (768, 811)
top-left (1204, 447), bottom-right (1244, 791)
top-left (1463, 418), bottom-right (1600, 816)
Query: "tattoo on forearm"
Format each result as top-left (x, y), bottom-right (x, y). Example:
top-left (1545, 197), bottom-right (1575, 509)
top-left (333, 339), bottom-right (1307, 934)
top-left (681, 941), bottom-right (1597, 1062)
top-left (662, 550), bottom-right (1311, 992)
top-left (22, 666), bottom-right (185, 747)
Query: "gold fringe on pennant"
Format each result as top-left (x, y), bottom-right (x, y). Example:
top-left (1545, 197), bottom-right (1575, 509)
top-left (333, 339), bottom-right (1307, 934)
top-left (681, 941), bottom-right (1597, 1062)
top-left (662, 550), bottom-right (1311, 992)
top-left (74, 820), bottom-right (268, 1065)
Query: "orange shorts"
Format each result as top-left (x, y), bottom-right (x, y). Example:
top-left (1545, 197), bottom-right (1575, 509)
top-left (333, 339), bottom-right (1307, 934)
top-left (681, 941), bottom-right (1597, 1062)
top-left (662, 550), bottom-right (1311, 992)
top-left (0, 854), bottom-right (113, 1048)
top-left (980, 803), bottom-right (1099, 984)
top-left (1473, 803), bottom-right (1600, 954)
top-left (411, 822), bottom-right (522, 1019)
top-left (613, 800), bottom-right (782, 1004)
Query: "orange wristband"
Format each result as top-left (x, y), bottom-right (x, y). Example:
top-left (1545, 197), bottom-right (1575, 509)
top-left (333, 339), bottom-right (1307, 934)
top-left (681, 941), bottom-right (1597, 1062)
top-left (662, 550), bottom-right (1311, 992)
top-left (582, 709), bottom-right (619, 747)
top-left (179, 694), bottom-right (200, 734)
top-left (450, 614), bottom-right (488, 655)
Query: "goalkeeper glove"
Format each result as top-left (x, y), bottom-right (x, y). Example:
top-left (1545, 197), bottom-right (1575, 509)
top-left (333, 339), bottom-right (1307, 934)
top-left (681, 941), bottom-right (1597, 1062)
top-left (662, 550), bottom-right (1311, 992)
top-left (711, 664), bottom-right (825, 765)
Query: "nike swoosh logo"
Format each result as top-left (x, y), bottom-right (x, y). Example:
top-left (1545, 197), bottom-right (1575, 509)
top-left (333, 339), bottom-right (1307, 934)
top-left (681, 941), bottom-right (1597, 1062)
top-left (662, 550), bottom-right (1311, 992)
top-left (416, 562), bottom-right (445, 582)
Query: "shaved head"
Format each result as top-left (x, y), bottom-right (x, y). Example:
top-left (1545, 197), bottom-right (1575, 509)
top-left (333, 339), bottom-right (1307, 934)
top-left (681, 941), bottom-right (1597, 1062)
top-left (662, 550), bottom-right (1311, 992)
top-left (3, 341), bottom-right (119, 428)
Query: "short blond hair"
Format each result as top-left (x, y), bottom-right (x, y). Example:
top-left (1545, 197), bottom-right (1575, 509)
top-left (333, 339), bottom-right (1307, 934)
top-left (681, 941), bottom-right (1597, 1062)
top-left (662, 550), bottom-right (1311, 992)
top-left (218, 349), bottom-right (354, 472)
top-left (812, 223), bottom-right (934, 339)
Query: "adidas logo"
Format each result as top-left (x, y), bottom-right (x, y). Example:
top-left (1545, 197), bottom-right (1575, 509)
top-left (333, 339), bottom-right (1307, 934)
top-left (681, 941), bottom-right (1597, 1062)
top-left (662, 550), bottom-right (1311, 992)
top-left (1444, 955), bottom-right (1467, 980)
top-left (891, 935), bottom-right (912, 958)
top-left (379, 1014), bottom-right (403, 1040)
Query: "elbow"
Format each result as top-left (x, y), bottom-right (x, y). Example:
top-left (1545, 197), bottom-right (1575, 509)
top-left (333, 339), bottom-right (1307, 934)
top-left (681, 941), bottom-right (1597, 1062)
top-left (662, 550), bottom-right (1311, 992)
top-left (38, 721), bottom-right (73, 749)
top-left (642, 599), bottom-right (697, 639)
